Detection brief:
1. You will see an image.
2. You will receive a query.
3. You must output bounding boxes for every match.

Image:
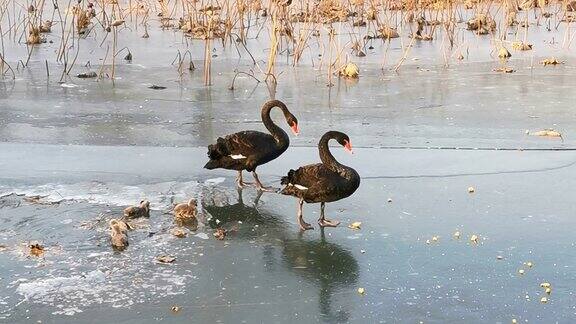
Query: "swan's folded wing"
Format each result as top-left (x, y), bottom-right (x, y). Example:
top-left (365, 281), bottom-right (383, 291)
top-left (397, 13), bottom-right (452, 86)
top-left (224, 131), bottom-right (274, 157)
top-left (288, 164), bottom-right (339, 192)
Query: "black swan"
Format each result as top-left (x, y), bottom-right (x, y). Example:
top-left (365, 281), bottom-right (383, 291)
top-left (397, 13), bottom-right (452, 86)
top-left (204, 99), bottom-right (299, 191)
top-left (280, 131), bottom-right (360, 230)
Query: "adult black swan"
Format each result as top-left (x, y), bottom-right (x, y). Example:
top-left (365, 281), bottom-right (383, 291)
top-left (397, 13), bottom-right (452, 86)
top-left (280, 131), bottom-right (360, 230)
top-left (204, 99), bottom-right (299, 191)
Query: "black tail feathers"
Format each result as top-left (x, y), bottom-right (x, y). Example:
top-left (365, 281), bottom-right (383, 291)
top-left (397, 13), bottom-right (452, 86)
top-left (203, 160), bottom-right (219, 170)
top-left (280, 169), bottom-right (296, 185)
top-left (207, 137), bottom-right (229, 160)
top-left (204, 138), bottom-right (230, 169)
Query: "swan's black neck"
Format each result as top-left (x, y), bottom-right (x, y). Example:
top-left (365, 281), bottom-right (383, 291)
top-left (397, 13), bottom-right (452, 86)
top-left (318, 132), bottom-right (350, 176)
top-left (261, 100), bottom-right (290, 148)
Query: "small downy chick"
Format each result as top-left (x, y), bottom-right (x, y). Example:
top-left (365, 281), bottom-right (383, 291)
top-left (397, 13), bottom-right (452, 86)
top-left (174, 198), bottom-right (198, 226)
top-left (123, 200), bottom-right (151, 219)
top-left (110, 219), bottom-right (129, 251)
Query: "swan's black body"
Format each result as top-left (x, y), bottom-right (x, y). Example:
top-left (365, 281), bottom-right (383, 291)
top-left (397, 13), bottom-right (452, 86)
top-left (280, 131), bottom-right (360, 230)
top-left (204, 100), bottom-right (299, 190)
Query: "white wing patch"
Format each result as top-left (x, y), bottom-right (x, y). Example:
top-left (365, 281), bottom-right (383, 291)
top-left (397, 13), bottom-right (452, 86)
top-left (292, 184), bottom-right (308, 190)
top-left (230, 154), bottom-right (247, 160)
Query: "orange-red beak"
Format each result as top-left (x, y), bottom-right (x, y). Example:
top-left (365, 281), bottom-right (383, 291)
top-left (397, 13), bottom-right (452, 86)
top-left (344, 140), bottom-right (353, 154)
top-left (290, 123), bottom-right (300, 136)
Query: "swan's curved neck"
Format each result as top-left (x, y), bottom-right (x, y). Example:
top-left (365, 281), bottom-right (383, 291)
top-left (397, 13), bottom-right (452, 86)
top-left (261, 100), bottom-right (289, 146)
top-left (318, 135), bottom-right (347, 174)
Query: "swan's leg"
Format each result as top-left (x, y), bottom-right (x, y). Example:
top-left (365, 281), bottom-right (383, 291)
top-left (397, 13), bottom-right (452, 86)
top-left (298, 198), bottom-right (313, 230)
top-left (236, 171), bottom-right (244, 188)
top-left (236, 171), bottom-right (253, 188)
top-left (252, 171), bottom-right (279, 192)
top-left (236, 187), bottom-right (244, 204)
top-left (318, 202), bottom-right (340, 227)
top-left (253, 190), bottom-right (263, 205)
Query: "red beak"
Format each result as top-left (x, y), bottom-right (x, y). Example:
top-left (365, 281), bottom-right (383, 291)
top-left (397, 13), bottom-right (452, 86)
top-left (344, 140), bottom-right (353, 154)
top-left (290, 123), bottom-right (300, 136)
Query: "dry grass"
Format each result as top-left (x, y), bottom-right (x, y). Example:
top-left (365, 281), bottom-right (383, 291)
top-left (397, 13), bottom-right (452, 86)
top-left (0, 0), bottom-right (573, 83)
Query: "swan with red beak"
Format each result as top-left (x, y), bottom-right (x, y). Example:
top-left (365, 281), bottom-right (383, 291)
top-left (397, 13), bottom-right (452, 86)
top-left (280, 131), bottom-right (360, 230)
top-left (204, 99), bottom-right (299, 192)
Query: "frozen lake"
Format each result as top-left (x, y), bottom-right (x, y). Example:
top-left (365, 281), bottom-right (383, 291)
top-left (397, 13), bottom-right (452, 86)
top-left (2, 1), bottom-right (576, 323)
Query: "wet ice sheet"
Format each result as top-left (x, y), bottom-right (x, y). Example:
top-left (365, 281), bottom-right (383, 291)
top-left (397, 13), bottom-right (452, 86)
top-left (1, 144), bottom-right (576, 322)
top-left (2, 60), bottom-right (576, 150)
